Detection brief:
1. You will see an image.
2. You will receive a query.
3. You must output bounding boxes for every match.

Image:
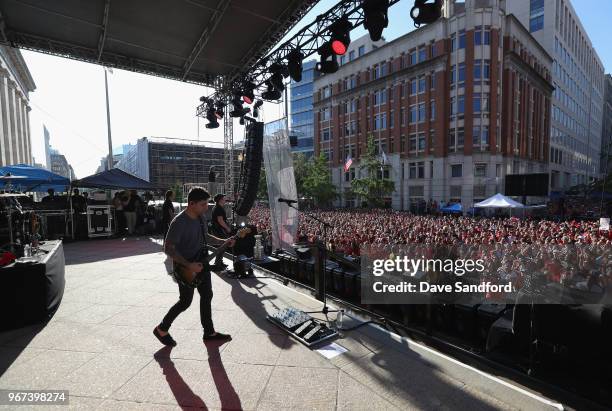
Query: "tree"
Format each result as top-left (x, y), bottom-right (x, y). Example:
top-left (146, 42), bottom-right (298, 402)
top-left (351, 134), bottom-right (395, 208)
top-left (292, 152), bottom-right (309, 196)
top-left (303, 154), bottom-right (337, 207)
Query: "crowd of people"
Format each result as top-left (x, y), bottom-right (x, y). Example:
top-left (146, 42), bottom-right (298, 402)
top-left (247, 206), bottom-right (612, 256)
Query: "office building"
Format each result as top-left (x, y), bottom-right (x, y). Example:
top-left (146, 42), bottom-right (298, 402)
top-left (507, 0), bottom-right (605, 189)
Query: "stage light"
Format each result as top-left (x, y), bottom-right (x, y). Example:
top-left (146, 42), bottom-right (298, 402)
top-left (230, 94), bottom-right (250, 117)
top-left (269, 62), bottom-right (287, 92)
top-left (363, 0), bottom-right (389, 41)
top-left (411, 0), bottom-right (442, 27)
top-left (329, 17), bottom-right (352, 56)
top-left (287, 49), bottom-right (304, 82)
top-left (253, 100), bottom-right (263, 118)
top-left (315, 44), bottom-right (339, 74)
top-left (261, 80), bottom-right (282, 100)
top-left (205, 106), bottom-right (219, 129)
top-left (242, 82), bottom-right (256, 105)
top-left (215, 101), bottom-right (226, 119)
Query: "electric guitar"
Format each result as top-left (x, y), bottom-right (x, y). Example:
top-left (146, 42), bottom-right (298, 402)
top-left (172, 227), bottom-right (251, 287)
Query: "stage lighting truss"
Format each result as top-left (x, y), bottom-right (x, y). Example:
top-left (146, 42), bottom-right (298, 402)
top-left (196, 0), bottom-right (443, 116)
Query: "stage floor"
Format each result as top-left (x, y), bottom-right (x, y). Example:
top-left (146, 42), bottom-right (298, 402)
top-left (0, 236), bottom-right (566, 410)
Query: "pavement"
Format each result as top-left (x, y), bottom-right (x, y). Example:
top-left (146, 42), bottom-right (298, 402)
top-left (0, 237), bottom-right (567, 410)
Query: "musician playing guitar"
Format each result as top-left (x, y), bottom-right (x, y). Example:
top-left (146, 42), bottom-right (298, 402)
top-left (154, 187), bottom-right (235, 346)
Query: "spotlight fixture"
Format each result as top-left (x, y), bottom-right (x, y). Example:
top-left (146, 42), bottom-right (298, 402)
top-left (253, 100), bottom-right (263, 118)
top-left (261, 80), bottom-right (282, 100)
top-left (329, 17), bottom-right (352, 56)
top-left (205, 106), bottom-right (219, 129)
top-left (230, 94), bottom-right (250, 117)
top-left (215, 101), bottom-right (226, 119)
top-left (242, 81), bottom-right (256, 105)
top-left (315, 44), bottom-right (339, 74)
top-left (287, 49), bottom-right (304, 82)
top-left (410, 0), bottom-right (443, 27)
top-left (269, 62), bottom-right (288, 92)
top-left (363, 0), bottom-right (389, 41)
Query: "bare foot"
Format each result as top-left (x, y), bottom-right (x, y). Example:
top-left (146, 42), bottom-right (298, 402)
top-left (156, 326), bottom-right (168, 337)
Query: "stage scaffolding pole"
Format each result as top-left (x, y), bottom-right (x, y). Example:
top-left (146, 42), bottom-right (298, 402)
top-left (224, 99), bottom-right (233, 197)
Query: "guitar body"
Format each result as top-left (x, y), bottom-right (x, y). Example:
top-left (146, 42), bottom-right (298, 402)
top-left (171, 227), bottom-right (251, 288)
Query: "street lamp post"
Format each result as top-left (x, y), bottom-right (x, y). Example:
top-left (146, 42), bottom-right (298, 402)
top-left (104, 67), bottom-right (113, 170)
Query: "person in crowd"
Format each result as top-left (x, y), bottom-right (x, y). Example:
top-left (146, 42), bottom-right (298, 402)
top-left (112, 191), bottom-right (126, 234)
top-left (210, 193), bottom-right (231, 271)
top-left (162, 190), bottom-right (175, 240)
top-left (123, 191), bottom-right (137, 235)
top-left (42, 188), bottom-right (55, 203)
top-left (71, 188), bottom-right (86, 213)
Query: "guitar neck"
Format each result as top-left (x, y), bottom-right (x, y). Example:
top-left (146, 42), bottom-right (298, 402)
top-left (205, 234), bottom-right (238, 264)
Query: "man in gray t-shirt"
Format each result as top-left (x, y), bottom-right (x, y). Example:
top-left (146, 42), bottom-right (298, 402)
top-left (153, 187), bottom-right (234, 347)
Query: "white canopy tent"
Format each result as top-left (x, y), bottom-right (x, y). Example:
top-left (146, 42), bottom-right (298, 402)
top-left (474, 193), bottom-right (525, 208)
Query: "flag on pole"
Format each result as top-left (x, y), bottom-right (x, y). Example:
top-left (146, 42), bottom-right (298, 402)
top-left (343, 155), bottom-right (353, 172)
top-left (381, 150), bottom-right (388, 165)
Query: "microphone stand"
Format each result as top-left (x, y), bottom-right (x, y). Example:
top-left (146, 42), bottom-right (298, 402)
top-left (284, 202), bottom-right (342, 320)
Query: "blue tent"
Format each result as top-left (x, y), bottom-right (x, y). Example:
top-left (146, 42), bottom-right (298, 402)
top-left (440, 203), bottom-right (463, 213)
top-left (0, 164), bottom-right (70, 192)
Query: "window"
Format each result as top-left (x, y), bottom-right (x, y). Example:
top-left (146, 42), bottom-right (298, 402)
top-left (484, 27), bottom-right (491, 45)
top-left (451, 164), bottom-right (463, 178)
top-left (400, 135), bottom-right (407, 152)
top-left (410, 49), bottom-right (417, 65)
top-left (322, 86), bottom-right (331, 98)
top-left (358, 45), bottom-right (365, 57)
top-left (409, 134), bottom-right (417, 152)
top-left (474, 93), bottom-right (481, 113)
top-left (473, 126), bottom-right (481, 147)
top-left (450, 185), bottom-right (462, 199)
top-left (411, 79), bottom-right (417, 95)
top-left (418, 103), bottom-right (426, 122)
top-left (474, 61), bottom-right (482, 79)
top-left (530, 15), bottom-right (544, 32)
top-left (459, 30), bottom-right (466, 49)
top-left (458, 63), bottom-right (466, 83)
top-left (321, 128), bottom-right (331, 141)
top-left (418, 77), bottom-right (426, 93)
top-left (418, 47), bottom-right (426, 62)
top-left (349, 50), bottom-right (355, 61)
top-left (321, 107), bottom-right (330, 120)
top-left (484, 61), bottom-right (490, 81)
top-left (474, 164), bottom-right (487, 177)
top-left (450, 34), bottom-right (456, 51)
top-left (430, 101), bottom-right (436, 120)
top-left (430, 73), bottom-right (436, 89)
top-left (475, 26), bottom-right (483, 45)
top-left (450, 97), bottom-right (456, 116)
top-left (409, 162), bottom-right (425, 179)
top-left (390, 110), bottom-right (394, 128)
top-left (458, 95), bottom-right (465, 115)
top-left (418, 133), bottom-right (426, 151)
top-left (410, 105), bottom-right (417, 123)
top-left (340, 55), bottom-right (345, 66)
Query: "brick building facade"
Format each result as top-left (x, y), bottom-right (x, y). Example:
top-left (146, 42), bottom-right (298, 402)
top-left (313, 0), bottom-right (553, 210)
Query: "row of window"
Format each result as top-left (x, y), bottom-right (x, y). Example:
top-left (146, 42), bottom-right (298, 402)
top-left (449, 93), bottom-right (490, 117)
top-left (450, 60), bottom-right (491, 86)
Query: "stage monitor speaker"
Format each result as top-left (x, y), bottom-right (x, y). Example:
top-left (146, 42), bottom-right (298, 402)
top-left (234, 121), bottom-right (263, 216)
top-left (524, 173), bottom-right (549, 196)
top-left (504, 174), bottom-right (523, 197)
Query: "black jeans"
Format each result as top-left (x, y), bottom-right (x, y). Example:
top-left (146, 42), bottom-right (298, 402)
top-left (159, 271), bottom-right (214, 335)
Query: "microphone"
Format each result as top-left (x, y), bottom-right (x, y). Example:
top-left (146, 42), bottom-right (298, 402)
top-left (278, 198), bottom-right (298, 204)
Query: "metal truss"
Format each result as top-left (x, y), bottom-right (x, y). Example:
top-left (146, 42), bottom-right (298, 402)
top-left (197, 0), bottom-right (401, 109)
top-left (223, 100), bottom-right (234, 197)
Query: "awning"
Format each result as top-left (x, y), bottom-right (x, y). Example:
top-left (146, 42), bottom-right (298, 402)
top-left (73, 168), bottom-right (157, 190)
top-left (474, 193), bottom-right (524, 208)
top-left (0, 164), bottom-right (70, 192)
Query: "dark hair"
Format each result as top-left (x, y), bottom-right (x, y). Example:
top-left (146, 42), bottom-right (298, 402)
top-left (214, 193), bottom-right (225, 203)
top-left (187, 187), bottom-right (210, 203)
top-left (165, 190), bottom-right (173, 200)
